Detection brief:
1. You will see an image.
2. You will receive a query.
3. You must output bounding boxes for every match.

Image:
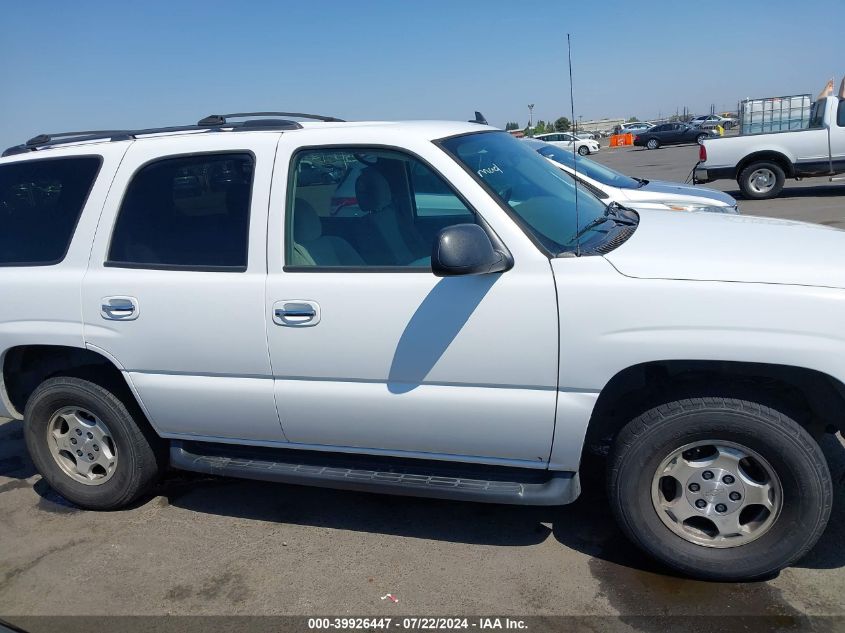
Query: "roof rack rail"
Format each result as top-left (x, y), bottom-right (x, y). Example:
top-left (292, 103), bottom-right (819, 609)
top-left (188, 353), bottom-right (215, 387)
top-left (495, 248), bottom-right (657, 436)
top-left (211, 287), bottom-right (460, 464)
top-left (197, 111), bottom-right (345, 126)
top-left (2, 115), bottom-right (323, 157)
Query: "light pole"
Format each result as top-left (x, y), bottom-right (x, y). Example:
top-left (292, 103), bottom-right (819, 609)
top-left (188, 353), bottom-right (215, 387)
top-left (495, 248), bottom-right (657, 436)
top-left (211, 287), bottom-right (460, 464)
top-left (528, 104), bottom-right (534, 128)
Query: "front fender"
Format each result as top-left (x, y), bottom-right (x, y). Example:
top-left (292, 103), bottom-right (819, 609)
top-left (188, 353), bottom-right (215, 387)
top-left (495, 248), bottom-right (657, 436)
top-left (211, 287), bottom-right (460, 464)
top-left (546, 257), bottom-right (845, 470)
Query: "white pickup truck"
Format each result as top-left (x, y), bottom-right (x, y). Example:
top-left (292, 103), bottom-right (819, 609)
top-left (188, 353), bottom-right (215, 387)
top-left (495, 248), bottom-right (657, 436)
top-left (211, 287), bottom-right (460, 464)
top-left (695, 95), bottom-right (845, 199)
top-left (1, 113), bottom-right (842, 582)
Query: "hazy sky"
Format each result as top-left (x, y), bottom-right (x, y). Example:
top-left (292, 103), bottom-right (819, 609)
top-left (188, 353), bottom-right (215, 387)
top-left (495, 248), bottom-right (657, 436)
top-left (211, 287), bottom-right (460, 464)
top-left (1, 0), bottom-right (843, 148)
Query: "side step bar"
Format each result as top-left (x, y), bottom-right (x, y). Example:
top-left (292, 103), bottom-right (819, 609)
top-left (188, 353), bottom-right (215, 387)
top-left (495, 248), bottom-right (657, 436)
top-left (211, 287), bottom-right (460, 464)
top-left (170, 441), bottom-right (579, 506)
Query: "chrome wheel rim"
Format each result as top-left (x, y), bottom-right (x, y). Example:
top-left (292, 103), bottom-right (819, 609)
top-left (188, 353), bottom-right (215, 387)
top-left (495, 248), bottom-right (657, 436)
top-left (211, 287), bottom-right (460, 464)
top-left (651, 440), bottom-right (782, 548)
top-left (578, 146), bottom-right (589, 155)
top-left (47, 407), bottom-right (117, 485)
top-left (748, 168), bottom-right (776, 194)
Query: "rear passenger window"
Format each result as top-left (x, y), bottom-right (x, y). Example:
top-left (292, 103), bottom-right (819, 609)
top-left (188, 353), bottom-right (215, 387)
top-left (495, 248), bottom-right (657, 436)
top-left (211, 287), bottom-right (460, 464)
top-left (108, 153), bottom-right (253, 270)
top-left (0, 156), bottom-right (101, 266)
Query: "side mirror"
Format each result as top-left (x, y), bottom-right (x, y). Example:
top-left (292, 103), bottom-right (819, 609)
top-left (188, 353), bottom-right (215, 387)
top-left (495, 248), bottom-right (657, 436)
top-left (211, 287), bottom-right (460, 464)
top-left (431, 224), bottom-right (511, 277)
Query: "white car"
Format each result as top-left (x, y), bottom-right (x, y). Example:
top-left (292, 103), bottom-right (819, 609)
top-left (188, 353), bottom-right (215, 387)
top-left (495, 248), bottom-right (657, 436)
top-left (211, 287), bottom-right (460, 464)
top-left (533, 131), bottom-right (600, 155)
top-left (1, 112), bottom-right (841, 583)
top-left (522, 138), bottom-right (739, 213)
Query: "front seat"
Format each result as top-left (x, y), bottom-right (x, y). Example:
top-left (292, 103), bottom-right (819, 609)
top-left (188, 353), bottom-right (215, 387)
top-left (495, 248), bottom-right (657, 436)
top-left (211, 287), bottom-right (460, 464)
top-left (290, 198), bottom-right (364, 267)
top-left (355, 167), bottom-right (426, 265)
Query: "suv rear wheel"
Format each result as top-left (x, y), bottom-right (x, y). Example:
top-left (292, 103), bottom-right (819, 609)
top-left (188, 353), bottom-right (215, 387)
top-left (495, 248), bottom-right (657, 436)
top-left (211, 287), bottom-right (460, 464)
top-left (608, 396), bottom-right (832, 581)
top-left (24, 376), bottom-right (163, 510)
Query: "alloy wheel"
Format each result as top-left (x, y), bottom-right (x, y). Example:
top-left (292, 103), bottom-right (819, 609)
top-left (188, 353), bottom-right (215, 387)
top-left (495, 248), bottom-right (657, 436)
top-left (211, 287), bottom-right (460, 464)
top-left (651, 440), bottom-right (782, 548)
top-left (47, 406), bottom-right (118, 485)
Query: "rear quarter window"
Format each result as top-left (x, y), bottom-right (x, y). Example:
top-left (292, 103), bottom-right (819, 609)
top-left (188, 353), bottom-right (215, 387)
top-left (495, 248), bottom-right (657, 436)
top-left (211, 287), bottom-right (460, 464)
top-left (0, 156), bottom-right (101, 266)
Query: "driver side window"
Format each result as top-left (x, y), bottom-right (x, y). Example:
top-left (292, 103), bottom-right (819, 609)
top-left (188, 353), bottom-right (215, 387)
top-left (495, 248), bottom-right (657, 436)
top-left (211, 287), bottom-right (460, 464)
top-left (286, 148), bottom-right (477, 269)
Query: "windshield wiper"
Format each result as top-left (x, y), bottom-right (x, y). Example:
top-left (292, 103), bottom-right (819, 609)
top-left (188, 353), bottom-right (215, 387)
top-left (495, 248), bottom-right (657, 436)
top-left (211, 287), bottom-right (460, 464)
top-left (605, 201), bottom-right (639, 224)
top-left (562, 202), bottom-right (637, 250)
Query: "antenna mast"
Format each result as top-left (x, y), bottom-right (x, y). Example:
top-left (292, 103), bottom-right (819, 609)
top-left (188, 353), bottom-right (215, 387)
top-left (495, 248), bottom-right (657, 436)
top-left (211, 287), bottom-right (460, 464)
top-left (567, 33), bottom-right (581, 257)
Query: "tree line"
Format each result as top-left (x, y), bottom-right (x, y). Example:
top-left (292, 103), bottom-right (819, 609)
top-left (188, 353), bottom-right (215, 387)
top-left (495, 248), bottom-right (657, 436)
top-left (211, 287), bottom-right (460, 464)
top-left (504, 117), bottom-right (571, 134)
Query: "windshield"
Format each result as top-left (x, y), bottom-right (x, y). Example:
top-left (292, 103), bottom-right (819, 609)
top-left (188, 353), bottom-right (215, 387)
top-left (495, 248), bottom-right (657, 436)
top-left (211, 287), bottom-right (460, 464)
top-left (440, 131), bottom-right (611, 255)
top-left (524, 140), bottom-right (641, 189)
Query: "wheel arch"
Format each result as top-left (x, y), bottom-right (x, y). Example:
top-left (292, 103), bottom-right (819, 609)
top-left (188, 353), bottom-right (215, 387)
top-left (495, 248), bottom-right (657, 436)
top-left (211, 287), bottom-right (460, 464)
top-left (736, 151), bottom-right (795, 179)
top-left (1, 344), bottom-right (149, 426)
top-left (583, 359), bottom-right (845, 457)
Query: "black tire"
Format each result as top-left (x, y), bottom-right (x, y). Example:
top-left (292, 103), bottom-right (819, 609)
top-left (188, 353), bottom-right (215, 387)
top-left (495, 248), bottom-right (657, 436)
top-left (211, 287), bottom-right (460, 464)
top-left (696, 133), bottom-right (709, 145)
top-left (24, 376), bottom-right (164, 510)
top-left (646, 138), bottom-right (660, 150)
top-left (608, 397), bottom-right (832, 581)
top-left (738, 161), bottom-right (785, 199)
top-left (578, 145), bottom-right (590, 156)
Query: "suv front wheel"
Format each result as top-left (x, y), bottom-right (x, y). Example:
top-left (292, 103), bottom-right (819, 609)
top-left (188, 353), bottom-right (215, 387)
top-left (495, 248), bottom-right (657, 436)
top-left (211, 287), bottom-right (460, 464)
top-left (608, 396), bottom-right (832, 581)
top-left (24, 376), bottom-right (163, 510)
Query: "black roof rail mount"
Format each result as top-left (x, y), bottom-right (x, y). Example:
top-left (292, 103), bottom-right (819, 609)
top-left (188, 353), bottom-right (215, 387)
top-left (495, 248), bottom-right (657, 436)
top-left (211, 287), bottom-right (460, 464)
top-left (198, 111), bottom-right (345, 126)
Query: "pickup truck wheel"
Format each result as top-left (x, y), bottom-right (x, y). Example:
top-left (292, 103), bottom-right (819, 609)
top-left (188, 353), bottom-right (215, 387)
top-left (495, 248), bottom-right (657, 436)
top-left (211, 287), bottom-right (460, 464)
top-left (24, 376), bottom-right (163, 510)
top-left (608, 397), bottom-right (832, 581)
top-left (738, 161), bottom-right (785, 199)
top-left (646, 138), bottom-right (660, 150)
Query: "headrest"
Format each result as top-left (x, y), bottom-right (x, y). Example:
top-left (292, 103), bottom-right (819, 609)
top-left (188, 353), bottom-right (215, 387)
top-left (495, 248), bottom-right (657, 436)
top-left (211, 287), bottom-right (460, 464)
top-left (293, 198), bottom-right (322, 242)
top-left (355, 167), bottom-right (392, 213)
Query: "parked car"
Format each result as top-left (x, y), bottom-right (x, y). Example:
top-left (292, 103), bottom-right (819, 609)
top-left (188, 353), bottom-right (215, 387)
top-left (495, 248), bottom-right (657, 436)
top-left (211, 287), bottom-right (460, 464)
top-left (521, 138), bottom-right (739, 213)
top-left (534, 131), bottom-right (600, 155)
top-left (620, 122), bottom-right (653, 134)
top-left (691, 114), bottom-right (738, 130)
top-left (634, 123), bottom-right (718, 149)
top-left (574, 131), bottom-right (596, 140)
top-left (696, 95), bottom-right (845, 199)
top-left (1, 113), bottom-right (842, 583)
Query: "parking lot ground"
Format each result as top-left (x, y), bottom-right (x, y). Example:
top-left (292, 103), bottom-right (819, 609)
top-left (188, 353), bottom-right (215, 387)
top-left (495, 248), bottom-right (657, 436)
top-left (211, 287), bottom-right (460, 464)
top-left (2, 148), bottom-right (845, 628)
top-left (1, 416), bottom-right (844, 626)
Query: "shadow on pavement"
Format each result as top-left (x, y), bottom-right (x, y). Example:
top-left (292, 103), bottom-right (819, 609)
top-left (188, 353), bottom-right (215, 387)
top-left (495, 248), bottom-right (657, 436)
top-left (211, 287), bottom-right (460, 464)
top-left (0, 419), bottom-right (37, 484)
top-left (153, 433), bottom-right (845, 574)
top-left (729, 183), bottom-right (845, 201)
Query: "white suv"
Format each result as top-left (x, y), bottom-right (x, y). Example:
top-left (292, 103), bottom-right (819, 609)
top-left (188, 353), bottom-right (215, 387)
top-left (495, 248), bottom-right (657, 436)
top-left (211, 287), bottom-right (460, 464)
top-left (0, 112), bottom-right (841, 582)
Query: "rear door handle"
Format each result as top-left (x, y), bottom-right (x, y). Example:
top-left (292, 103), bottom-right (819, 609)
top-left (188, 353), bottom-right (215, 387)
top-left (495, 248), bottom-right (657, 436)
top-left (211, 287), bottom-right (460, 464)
top-left (273, 300), bottom-right (320, 327)
top-left (101, 296), bottom-right (139, 321)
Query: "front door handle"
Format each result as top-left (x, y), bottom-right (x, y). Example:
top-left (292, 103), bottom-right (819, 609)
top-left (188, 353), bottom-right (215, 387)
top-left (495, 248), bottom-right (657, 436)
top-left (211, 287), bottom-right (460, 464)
top-left (101, 296), bottom-right (139, 321)
top-left (273, 300), bottom-right (320, 327)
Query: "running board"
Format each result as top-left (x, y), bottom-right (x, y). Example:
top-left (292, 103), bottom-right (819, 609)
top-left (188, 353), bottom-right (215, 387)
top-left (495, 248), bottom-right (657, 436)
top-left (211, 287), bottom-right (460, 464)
top-left (170, 441), bottom-right (579, 506)
top-left (830, 175), bottom-right (845, 182)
